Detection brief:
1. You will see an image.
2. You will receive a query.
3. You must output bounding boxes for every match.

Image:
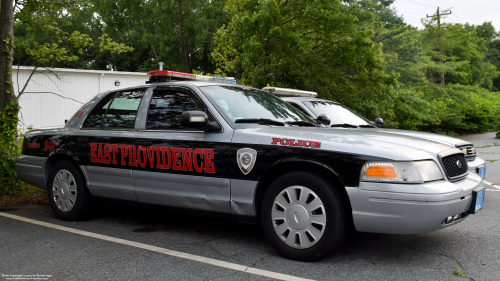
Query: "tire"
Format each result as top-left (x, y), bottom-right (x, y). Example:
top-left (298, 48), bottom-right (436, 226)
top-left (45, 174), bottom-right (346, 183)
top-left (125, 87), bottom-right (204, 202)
top-left (261, 171), bottom-right (347, 261)
top-left (48, 160), bottom-right (95, 221)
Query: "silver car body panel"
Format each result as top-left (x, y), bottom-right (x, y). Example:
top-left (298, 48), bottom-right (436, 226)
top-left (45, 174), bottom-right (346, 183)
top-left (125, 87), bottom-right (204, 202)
top-left (347, 172), bottom-right (483, 234)
top-left (230, 179), bottom-right (258, 216)
top-left (15, 155), bottom-right (48, 190)
top-left (84, 166), bottom-right (136, 201)
top-left (134, 170), bottom-right (230, 212)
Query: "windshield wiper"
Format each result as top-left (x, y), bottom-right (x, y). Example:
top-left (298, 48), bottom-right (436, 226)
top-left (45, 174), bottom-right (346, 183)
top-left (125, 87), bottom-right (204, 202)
top-left (286, 120), bottom-right (316, 127)
top-left (235, 118), bottom-right (285, 126)
top-left (358, 124), bottom-right (376, 128)
top-left (330, 123), bottom-right (358, 128)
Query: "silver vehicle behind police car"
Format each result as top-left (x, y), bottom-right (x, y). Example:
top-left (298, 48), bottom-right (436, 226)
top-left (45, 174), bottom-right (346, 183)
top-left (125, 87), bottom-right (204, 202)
top-left (16, 70), bottom-right (485, 261)
top-left (263, 87), bottom-right (487, 178)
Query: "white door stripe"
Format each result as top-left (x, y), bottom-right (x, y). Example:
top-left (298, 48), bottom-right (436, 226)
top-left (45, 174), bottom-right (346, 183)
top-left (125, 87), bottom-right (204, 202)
top-left (0, 212), bottom-right (314, 281)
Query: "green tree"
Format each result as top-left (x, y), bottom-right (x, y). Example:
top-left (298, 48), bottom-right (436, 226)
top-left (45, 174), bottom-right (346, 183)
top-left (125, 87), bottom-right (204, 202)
top-left (213, 0), bottom-right (398, 123)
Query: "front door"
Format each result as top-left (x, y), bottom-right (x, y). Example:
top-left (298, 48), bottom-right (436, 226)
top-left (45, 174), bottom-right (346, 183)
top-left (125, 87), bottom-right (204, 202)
top-left (133, 86), bottom-right (232, 213)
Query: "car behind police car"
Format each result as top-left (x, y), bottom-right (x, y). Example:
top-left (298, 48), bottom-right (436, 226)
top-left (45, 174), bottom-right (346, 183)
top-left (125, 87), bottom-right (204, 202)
top-left (16, 70), bottom-right (485, 261)
top-left (263, 87), bottom-right (486, 178)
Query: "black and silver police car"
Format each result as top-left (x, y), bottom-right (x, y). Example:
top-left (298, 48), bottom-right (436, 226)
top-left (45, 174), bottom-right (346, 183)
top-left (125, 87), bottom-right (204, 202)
top-left (16, 70), bottom-right (485, 261)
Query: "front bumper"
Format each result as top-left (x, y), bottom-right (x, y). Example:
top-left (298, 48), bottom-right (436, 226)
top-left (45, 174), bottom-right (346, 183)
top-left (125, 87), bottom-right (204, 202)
top-left (346, 173), bottom-right (483, 234)
top-left (467, 157), bottom-right (485, 172)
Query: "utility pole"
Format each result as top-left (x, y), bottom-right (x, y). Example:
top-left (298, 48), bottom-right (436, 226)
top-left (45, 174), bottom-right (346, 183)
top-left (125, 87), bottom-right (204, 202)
top-left (427, 7), bottom-right (452, 86)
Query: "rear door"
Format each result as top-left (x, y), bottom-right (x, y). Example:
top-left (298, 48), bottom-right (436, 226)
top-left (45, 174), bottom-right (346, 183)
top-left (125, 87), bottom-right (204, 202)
top-left (133, 86), bottom-right (232, 213)
top-left (71, 88), bottom-right (147, 201)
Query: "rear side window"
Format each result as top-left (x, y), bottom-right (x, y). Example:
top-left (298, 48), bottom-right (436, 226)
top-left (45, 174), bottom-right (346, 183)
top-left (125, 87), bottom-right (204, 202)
top-left (83, 89), bottom-right (145, 129)
top-left (146, 89), bottom-right (203, 130)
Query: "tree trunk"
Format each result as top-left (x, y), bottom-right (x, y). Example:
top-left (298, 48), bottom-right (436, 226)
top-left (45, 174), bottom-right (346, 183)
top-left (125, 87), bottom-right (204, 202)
top-left (178, 0), bottom-right (188, 70)
top-left (0, 0), bottom-right (15, 112)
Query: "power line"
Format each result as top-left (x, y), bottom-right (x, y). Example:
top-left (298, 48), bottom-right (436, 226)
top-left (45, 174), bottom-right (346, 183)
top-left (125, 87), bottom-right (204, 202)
top-left (403, 0), bottom-right (435, 9)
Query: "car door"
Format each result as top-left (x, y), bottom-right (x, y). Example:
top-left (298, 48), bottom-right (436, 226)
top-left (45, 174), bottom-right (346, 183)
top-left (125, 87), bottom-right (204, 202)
top-left (71, 88), bottom-right (147, 201)
top-left (133, 86), bottom-right (232, 213)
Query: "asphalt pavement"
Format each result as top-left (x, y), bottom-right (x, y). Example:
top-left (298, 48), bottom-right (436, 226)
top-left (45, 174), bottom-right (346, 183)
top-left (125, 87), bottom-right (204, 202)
top-left (1, 132), bottom-right (499, 281)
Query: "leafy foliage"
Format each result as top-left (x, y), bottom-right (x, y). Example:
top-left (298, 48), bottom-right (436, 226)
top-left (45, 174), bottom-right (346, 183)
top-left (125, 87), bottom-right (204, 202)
top-left (0, 101), bottom-right (21, 195)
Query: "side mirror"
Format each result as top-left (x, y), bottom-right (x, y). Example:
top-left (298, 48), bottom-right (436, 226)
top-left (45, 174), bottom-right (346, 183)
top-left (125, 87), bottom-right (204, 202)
top-left (179, 111), bottom-right (221, 132)
top-left (374, 118), bottom-right (383, 127)
top-left (316, 114), bottom-right (331, 126)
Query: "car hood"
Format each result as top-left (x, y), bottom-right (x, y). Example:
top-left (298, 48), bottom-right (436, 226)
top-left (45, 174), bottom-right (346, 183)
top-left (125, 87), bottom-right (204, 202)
top-left (232, 126), bottom-right (460, 161)
top-left (365, 128), bottom-right (470, 147)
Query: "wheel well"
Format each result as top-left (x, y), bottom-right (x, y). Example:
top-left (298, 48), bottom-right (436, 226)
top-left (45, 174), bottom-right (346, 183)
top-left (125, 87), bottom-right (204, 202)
top-left (45, 154), bottom-right (82, 186)
top-left (254, 161), bottom-right (353, 223)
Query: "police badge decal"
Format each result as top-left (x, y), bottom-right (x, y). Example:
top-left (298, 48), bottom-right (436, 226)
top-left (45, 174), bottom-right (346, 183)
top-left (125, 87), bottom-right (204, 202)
top-left (237, 148), bottom-right (257, 175)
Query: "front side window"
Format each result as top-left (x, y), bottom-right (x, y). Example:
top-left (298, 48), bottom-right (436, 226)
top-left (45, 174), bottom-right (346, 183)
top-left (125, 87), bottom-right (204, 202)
top-left (288, 102), bottom-right (311, 117)
top-left (82, 89), bottom-right (145, 129)
top-left (146, 89), bottom-right (203, 130)
top-left (199, 86), bottom-right (313, 126)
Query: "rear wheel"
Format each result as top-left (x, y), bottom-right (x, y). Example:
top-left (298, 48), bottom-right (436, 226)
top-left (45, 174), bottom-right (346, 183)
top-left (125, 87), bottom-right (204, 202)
top-left (261, 171), bottom-right (346, 261)
top-left (48, 161), bottom-right (94, 220)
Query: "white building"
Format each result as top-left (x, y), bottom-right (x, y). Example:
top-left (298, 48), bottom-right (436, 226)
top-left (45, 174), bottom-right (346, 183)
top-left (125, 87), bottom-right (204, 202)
top-left (13, 66), bottom-right (147, 129)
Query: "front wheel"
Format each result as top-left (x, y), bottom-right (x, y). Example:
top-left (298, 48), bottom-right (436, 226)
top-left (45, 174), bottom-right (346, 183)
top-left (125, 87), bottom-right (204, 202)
top-left (48, 160), bottom-right (95, 221)
top-left (261, 171), bottom-right (347, 261)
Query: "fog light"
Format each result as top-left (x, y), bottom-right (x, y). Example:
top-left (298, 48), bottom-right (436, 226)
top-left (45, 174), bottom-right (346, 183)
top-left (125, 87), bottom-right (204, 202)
top-left (447, 216), bottom-right (453, 222)
top-left (453, 214), bottom-right (460, 220)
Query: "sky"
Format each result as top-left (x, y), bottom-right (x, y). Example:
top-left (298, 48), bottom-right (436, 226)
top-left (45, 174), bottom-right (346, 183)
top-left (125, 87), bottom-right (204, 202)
top-left (391, 0), bottom-right (500, 31)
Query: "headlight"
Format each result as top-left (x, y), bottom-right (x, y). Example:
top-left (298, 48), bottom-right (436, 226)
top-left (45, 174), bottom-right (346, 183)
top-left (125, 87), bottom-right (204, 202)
top-left (360, 161), bottom-right (443, 183)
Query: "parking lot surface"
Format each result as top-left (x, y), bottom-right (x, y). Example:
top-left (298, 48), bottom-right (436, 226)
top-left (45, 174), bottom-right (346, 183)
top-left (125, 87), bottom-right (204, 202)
top-left (1, 132), bottom-right (499, 281)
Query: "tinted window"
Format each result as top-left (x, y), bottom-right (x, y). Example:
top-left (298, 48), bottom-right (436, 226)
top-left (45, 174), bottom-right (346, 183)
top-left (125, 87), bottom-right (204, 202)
top-left (82, 93), bottom-right (115, 128)
top-left (146, 89), bottom-right (202, 130)
top-left (288, 102), bottom-right (310, 116)
top-left (103, 91), bottom-right (145, 128)
top-left (82, 90), bottom-right (145, 129)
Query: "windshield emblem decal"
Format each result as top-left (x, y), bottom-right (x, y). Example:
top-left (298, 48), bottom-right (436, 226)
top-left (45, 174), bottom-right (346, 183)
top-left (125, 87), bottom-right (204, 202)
top-left (237, 148), bottom-right (257, 175)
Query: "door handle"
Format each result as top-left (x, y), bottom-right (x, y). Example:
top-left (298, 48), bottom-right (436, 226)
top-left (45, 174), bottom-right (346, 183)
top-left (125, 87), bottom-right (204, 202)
top-left (135, 140), bottom-right (153, 146)
top-left (76, 137), bottom-right (89, 143)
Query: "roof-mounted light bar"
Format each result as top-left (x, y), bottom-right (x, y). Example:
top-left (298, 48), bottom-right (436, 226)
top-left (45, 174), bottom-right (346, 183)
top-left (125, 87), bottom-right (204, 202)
top-left (261, 87), bottom-right (318, 97)
top-left (146, 70), bottom-right (236, 84)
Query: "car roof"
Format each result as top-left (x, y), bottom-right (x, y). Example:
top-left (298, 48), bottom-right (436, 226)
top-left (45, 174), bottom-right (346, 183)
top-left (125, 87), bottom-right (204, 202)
top-left (280, 96), bottom-right (340, 104)
top-left (113, 81), bottom-right (252, 91)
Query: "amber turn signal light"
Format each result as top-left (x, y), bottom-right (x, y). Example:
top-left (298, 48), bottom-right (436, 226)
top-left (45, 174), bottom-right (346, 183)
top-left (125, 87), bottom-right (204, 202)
top-left (365, 166), bottom-right (397, 178)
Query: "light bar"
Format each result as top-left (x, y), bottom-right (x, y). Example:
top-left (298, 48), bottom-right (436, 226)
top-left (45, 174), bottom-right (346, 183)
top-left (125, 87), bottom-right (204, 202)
top-left (261, 87), bottom-right (317, 97)
top-left (147, 70), bottom-right (236, 84)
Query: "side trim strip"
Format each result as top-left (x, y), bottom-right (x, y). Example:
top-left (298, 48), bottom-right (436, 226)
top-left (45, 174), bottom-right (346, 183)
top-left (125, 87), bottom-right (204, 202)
top-left (15, 163), bottom-right (42, 169)
top-left (133, 170), bottom-right (230, 188)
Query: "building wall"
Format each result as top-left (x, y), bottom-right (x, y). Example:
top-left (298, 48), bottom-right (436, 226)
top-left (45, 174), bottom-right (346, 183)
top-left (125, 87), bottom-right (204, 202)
top-left (13, 66), bottom-right (147, 129)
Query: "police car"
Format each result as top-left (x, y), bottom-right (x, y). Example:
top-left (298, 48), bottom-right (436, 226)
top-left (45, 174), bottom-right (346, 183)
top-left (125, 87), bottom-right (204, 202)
top-left (263, 87), bottom-right (487, 178)
top-left (16, 70), bottom-right (485, 261)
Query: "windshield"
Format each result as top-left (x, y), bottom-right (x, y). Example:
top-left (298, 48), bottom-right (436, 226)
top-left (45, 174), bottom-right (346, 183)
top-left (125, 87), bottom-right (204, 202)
top-left (303, 101), bottom-right (371, 126)
top-left (200, 86), bottom-right (314, 125)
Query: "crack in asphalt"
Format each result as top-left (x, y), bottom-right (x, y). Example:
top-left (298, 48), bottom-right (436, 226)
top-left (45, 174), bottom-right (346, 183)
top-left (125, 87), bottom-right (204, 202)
top-left (409, 247), bottom-right (475, 281)
top-left (251, 253), bottom-right (275, 268)
top-left (204, 270), bottom-right (240, 281)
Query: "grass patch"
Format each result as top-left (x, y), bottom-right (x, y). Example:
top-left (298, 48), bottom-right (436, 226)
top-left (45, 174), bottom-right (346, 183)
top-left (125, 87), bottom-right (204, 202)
top-left (0, 184), bottom-right (48, 207)
top-left (453, 263), bottom-right (467, 278)
top-left (477, 143), bottom-right (500, 148)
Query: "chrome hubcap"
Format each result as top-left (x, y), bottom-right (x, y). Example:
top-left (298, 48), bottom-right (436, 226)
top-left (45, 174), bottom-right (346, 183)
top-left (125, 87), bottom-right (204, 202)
top-left (52, 169), bottom-right (77, 212)
top-left (271, 186), bottom-right (326, 249)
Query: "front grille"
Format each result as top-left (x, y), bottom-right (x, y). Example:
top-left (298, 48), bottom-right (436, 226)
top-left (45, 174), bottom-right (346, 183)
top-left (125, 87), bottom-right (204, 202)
top-left (456, 144), bottom-right (476, 161)
top-left (441, 153), bottom-right (468, 180)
